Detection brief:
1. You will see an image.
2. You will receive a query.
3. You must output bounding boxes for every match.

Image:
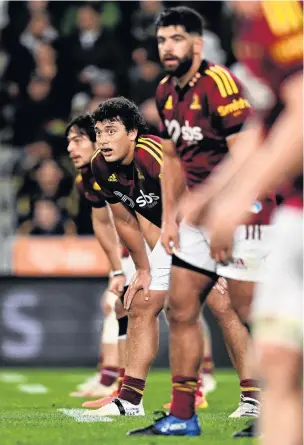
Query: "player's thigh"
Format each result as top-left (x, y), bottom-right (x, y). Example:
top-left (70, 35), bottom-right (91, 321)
top-left (167, 264), bottom-right (215, 322)
top-left (252, 206), bottom-right (303, 351)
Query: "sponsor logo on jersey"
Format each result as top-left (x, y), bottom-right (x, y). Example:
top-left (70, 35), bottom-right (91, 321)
top-left (113, 190), bottom-right (160, 209)
top-left (190, 94), bottom-right (201, 110)
top-left (164, 95), bottom-right (173, 110)
top-left (108, 173), bottom-right (118, 182)
top-left (217, 98), bottom-right (250, 117)
top-left (113, 191), bottom-right (135, 208)
top-left (165, 119), bottom-right (203, 144)
top-left (136, 190), bottom-right (160, 208)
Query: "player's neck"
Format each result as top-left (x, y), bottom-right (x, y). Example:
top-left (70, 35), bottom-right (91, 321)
top-left (175, 58), bottom-right (202, 89)
top-left (121, 143), bottom-right (136, 165)
top-left (79, 162), bottom-right (90, 171)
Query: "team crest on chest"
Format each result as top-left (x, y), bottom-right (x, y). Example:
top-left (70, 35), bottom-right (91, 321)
top-left (190, 94), bottom-right (201, 110)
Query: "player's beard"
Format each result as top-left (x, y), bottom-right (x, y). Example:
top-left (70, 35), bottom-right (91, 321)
top-left (163, 50), bottom-right (194, 78)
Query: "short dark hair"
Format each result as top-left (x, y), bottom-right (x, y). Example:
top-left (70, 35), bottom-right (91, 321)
top-left (65, 113), bottom-right (96, 142)
top-left (91, 97), bottom-right (148, 136)
top-left (155, 6), bottom-right (204, 35)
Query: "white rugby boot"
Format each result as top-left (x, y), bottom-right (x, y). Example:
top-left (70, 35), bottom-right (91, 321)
top-left (86, 397), bottom-right (145, 416)
top-left (229, 395), bottom-right (261, 418)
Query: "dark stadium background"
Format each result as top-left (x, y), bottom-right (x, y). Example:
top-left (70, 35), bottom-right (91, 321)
top-left (0, 1), bottom-right (267, 368)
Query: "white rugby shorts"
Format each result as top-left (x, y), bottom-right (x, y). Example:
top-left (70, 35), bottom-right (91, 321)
top-left (123, 241), bottom-right (171, 291)
top-left (173, 220), bottom-right (272, 282)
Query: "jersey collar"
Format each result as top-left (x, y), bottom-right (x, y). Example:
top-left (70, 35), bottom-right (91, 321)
top-left (173, 59), bottom-right (209, 98)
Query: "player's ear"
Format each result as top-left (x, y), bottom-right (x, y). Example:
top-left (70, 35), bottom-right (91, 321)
top-left (129, 129), bottom-right (138, 142)
top-left (193, 36), bottom-right (203, 56)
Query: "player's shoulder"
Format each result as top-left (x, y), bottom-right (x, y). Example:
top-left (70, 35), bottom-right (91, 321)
top-left (135, 134), bottom-right (163, 167)
top-left (202, 60), bottom-right (244, 99)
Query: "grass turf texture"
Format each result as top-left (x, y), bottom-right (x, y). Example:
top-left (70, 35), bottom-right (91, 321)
top-left (0, 369), bottom-right (255, 445)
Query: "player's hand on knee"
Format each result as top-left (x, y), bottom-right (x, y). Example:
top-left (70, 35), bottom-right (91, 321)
top-left (213, 277), bottom-right (228, 295)
top-left (108, 274), bottom-right (126, 297)
top-left (161, 220), bottom-right (180, 255)
top-left (124, 269), bottom-right (151, 311)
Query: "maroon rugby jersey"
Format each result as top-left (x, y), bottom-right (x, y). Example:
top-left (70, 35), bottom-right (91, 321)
top-left (234, 0), bottom-right (303, 208)
top-left (75, 165), bottom-right (107, 208)
top-left (156, 59), bottom-right (252, 189)
top-left (91, 135), bottom-right (163, 228)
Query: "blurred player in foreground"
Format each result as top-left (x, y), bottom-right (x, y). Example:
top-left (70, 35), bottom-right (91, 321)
top-left (180, 1), bottom-right (303, 441)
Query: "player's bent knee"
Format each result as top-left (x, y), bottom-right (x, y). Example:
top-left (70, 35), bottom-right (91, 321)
top-left (166, 302), bottom-right (198, 325)
top-left (129, 289), bottom-right (165, 317)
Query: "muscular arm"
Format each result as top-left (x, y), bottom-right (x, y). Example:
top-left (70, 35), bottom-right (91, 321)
top-left (92, 206), bottom-right (122, 272)
top-left (161, 138), bottom-right (186, 223)
top-left (160, 138), bottom-right (187, 254)
top-left (110, 203), bottom-right (150, 272)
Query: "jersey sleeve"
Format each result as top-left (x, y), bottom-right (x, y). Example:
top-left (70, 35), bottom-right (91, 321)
top-left (155, 80), bottom-right (171, 140)
top-left (262, 0), bottom-right (303, 79)
top-left (136, 135), bottom-right (163, 179)
top-left (75, 174), bottom-right (107, 208)
top-left (205, 65), bottom-right (253, 138)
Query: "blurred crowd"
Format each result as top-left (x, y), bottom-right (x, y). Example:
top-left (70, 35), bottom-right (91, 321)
top-left (0, 0), bottom-right (259, 236)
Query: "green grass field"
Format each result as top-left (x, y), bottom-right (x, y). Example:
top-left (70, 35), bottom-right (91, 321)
top-left (0, 369), bottom-right (255, 445)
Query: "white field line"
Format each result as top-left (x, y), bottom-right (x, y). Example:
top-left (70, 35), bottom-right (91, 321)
top-left (18, 384), bottom-right (48, 394)
top-left (0, 372), bottom-right (27, 383)
top-left (58, 408), bottom-right (113, 423)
